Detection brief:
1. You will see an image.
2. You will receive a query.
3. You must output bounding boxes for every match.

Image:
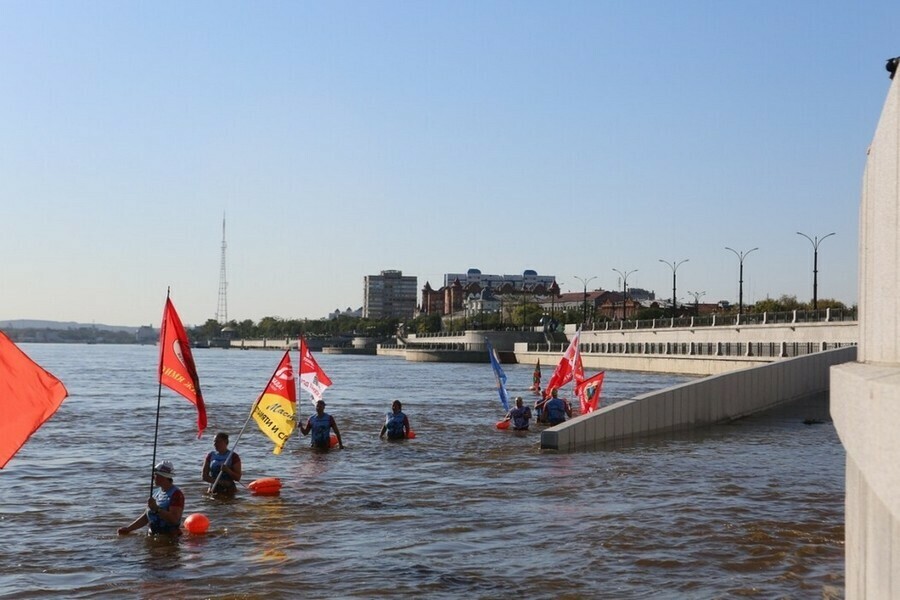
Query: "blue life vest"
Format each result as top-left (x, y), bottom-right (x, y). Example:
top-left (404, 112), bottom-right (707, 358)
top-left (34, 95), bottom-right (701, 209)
top-left (509, 406), bottom-right (531, 430)
top-left (385, 411), bottom-right (407, 439)
top-left (309, 413), bottom-right (332, 448)
top-left (208, 449), bottom-right (237, 492)
top-left (147, 485), bottom-right (181, 534)
top-left (545, 398), bottom-right (567, 425)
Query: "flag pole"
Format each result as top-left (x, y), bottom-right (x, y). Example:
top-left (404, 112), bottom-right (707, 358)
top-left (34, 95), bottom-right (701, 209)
top-left (295, 336), bottom-right (305, 423)
top-left (150, 288), bottom-right (169, 497)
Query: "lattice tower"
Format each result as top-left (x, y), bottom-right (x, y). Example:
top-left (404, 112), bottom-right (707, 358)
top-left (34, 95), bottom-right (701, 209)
top-left (215, 215), bottom-right (228, 324)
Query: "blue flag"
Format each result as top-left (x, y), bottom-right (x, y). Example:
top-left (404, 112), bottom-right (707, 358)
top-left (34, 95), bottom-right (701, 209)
top-left (485, 338), bottom-right (510, 412)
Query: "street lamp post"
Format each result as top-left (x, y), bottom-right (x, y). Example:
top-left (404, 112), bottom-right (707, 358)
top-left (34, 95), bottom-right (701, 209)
top-left (659, 259), bottom-right (689, 317)
top-left (612, 268), bottom-right (638, 320)
top-left (796, 231), bottom-right (836, 311)
top-left (573, 275), bottom-right (597, 328)
top-left (549, 280), bottom-right (561, 322)
top-left (687, 290), bottom-right (706, 316)
top-left (725, 247), bottom-right (758, 315)
top-left (521, 285), bottom-right (527, 330)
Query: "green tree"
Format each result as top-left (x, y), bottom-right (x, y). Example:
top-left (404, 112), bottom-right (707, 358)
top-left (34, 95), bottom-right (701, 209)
top-left (510, 303), bottom-right (545, 328)
top-left (236, 319), bottom-right (256, 338)
top-left (194, 319), bottom-right (221, 340)
top-left (750, 295), bottom-right (803, 313)
top-left (256, 316), bottom-right (283, 338)
top-left (813, 298), bottom-right (848, 310)
top-left (633, 306), bottom-right (665, 320)
top-left (408, 313), bottom-right (442, 334)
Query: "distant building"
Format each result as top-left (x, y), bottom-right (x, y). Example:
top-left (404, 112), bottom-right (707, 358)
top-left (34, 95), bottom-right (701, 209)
top-left (625, 287), bottom-right (655, 302)
top-left (443, 268), bottom-right (556, 292)
top-left (422, 268), bottom-right (559, 316)
top-left (328, 306), bottom-right (363, 320)
top-left (363, 270), bottom-right (417, 319)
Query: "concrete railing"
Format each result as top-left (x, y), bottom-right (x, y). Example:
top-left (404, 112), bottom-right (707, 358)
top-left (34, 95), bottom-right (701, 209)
top-left (541, 346), bottom-right (856, 453)
top-left (579, 308), bottom-right (856, 333)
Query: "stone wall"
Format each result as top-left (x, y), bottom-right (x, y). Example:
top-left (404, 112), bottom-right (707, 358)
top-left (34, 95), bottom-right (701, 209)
top-left (542, 346), bottom-right (855, 452)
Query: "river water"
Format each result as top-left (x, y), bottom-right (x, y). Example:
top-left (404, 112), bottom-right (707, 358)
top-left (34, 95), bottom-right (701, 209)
top-left (0, 344), bottom-right (844, 599)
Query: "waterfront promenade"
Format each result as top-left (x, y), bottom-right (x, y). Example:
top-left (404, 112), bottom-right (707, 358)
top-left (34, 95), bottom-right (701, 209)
top-left (379, 308), bottom-right (857, 376)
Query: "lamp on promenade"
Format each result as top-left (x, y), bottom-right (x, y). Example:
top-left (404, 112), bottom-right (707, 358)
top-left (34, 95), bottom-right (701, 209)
top-left (573, 275), bottom-right (597, 328)
top-left (687, 290), bottom-right (706, 316)
top-left (612, 268), bottom-right (638, 320)
top-left (521, 284), bottom-right (528, 330)
top-left (796, 231), bottom-right (836, 311)
top-left (549, 280), bottom-right (561, 321)
top-left (725, 247), bottom-right (758, 315)
top-left (658, 259), bottom-right (688, 317)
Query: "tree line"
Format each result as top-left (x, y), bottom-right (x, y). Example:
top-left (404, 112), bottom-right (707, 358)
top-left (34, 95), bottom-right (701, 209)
top-left (0, 294), bottom-right (853, 345)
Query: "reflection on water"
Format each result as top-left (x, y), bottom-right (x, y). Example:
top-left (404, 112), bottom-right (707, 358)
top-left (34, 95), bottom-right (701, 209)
top-left (0, 344), bottom-right (844, 599)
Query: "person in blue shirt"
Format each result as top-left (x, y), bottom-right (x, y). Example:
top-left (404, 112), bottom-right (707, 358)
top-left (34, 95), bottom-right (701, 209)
top-left (504, 396), bottom-right (533, 430)
top-left (544, 388), bottom-right (573, 426)
top-left (202, 431), bottom-right (242, 496)
top-left (117, 461), bottom-right (184, 535)
top-left (380, 400), bottom-right (411, 440)
top-left (300, 400), bottom-right (344, 449)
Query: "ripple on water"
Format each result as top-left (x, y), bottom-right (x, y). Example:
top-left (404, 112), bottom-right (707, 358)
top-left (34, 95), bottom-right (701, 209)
top-left (0, 346), bottom-right (845, 599)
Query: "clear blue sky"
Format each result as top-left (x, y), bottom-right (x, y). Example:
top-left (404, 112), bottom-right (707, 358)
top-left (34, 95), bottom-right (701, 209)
top-left (1, 2), bottom-right (895, 326)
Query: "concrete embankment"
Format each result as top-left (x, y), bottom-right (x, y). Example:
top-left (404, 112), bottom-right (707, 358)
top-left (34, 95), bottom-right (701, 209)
top-left (541, 346), bottom-right (856, 452)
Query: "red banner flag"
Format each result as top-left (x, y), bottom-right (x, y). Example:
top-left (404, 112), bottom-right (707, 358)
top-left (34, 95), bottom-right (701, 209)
top-left (543, 330), bottom-right (581, 399)
top-left (0, 331), bottom-right (69, 469)
top-left (298, 337), bottom-right (332, 405)
top-left (575, 372), bottom-right (605, 414)
top-left (159, 298), bottom-right (206, 437)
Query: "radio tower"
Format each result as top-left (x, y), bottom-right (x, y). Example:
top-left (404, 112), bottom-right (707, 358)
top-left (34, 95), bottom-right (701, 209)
top-left (215, 214), bottom-right (228, 324)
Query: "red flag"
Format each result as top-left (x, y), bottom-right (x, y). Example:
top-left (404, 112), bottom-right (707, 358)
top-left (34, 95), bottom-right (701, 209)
top-left (575, 372), bottom-right (605, 414)
top-left (0, 331), bottom-right (69, 469)
top-left (543, 330), bottom-right (581, 399)
top-left (298, 337), bottom-right (332, 405)
top-left (159, 297), bottom-right (206, 437)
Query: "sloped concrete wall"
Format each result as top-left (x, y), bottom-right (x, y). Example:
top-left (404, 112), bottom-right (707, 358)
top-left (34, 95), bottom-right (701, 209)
top-left (542, 346), bottom-right (855, 452)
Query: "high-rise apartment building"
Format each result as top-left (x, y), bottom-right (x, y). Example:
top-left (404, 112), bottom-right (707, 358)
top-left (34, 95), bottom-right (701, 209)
top-left (363, 270), bottom-right (418, 319)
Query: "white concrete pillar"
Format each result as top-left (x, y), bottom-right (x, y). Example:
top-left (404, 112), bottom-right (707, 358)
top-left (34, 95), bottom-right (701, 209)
top-left (832, 60), bottom-right (900, 599)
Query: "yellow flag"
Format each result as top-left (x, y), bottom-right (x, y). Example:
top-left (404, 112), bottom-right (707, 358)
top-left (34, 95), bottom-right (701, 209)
top-left (252, 351), bottom-right (296, 454)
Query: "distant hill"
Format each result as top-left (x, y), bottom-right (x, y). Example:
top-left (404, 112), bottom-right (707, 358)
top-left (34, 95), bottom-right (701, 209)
top-left (0, 319), bottom-right (139, 333)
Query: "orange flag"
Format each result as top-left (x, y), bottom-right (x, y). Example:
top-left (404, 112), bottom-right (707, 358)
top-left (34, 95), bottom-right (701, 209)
top-left (0, 331), bottom-right (69, 468)
top-left (159, 297), bottom-right (206, 437)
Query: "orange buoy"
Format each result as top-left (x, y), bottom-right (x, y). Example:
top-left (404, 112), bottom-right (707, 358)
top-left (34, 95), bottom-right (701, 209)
top-left (496, 420), bottom-right (510, 430)
top-left (248, 477), bottom-right (282, 496)
top-left (329, 433), bottom-right (339, 448)
top-left (184, 513), bottom-right (210, 534)
top-left (406, 429), bottom-right (416, 439)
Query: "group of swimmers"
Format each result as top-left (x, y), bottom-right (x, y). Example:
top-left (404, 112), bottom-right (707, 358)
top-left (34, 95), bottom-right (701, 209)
top-left (502, 387), bottom-right (574, 430)
top-left (117, 400), bottom-right (412, 536)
